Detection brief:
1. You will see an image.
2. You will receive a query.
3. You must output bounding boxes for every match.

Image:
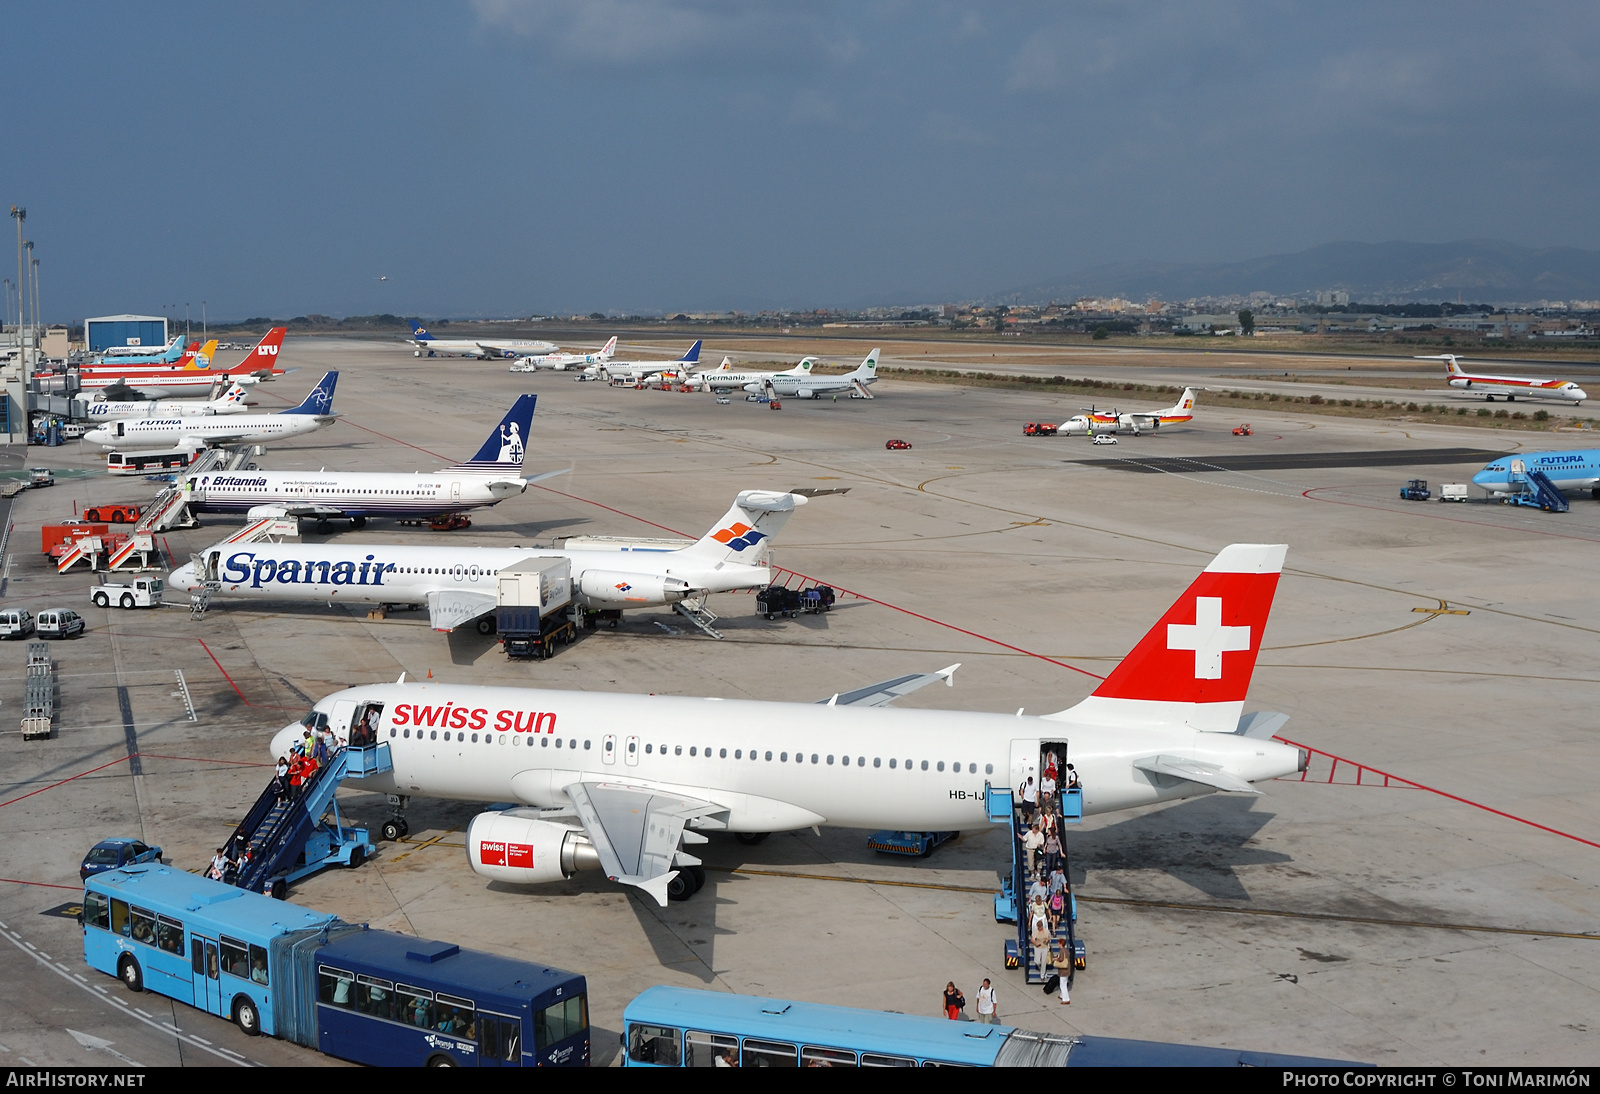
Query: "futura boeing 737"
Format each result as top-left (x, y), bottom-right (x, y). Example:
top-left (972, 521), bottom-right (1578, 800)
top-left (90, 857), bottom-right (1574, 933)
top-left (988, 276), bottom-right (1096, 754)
top-left (83, 371), bottom-right (338, 451)
top-left (266, 543), bottom-right (1305, 905)
top-left (177, 395), bottom-right (559, 529)
top-left (169, 490), bottom-right (807, 632)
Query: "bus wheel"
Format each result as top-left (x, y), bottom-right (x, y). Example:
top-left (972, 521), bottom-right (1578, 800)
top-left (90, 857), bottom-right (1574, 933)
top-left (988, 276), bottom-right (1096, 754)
top-left (270, 878), bottom-right (287, 900)
top-left (117, 954), bottom-right (143, 993)
top-left (426, 1054), bottom-right (457, 1067)
top-left (735, 832), bottom-right (769, 846)
top-left (666, 872), bottom-right (695, 902)
top-left (233, 997), bottom-right (261, 1037)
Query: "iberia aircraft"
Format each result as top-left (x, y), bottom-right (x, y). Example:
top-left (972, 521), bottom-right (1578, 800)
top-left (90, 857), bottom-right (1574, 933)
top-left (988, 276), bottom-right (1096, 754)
top-left (83, 371), bottom-right (337, 450)
top-left (1421, 355), bottom-right (1588, 404)
top-left (77, 328), bottom-right (290, 397)
top-left (267, 543), bottom-right (1304, 905)
top-left (170, 489), bottom-right (806, 632)
top-left (84, 381), bottom-right (251, 421)
top-left (509, 336), bottom-right (617, 372)
top-left (1062, 387), bottom-right (1201, 435)
top-left (690, 355), bottom-right (814, 393)
top-left (176, 395), bottom-right (560, 530)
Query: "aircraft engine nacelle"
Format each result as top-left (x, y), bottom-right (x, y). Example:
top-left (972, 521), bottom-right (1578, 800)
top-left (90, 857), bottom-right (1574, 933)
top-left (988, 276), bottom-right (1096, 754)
top-left (577, 570), bottom-right (692, 607)
top-left (466, 810), bottom-right (601, 886)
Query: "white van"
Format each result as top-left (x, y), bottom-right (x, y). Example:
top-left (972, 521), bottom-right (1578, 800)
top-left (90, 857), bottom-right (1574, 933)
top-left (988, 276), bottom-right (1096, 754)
top-left (0, 609), bottom-right (35, 639)
top-left (36, 609), bottom-right (86, 639)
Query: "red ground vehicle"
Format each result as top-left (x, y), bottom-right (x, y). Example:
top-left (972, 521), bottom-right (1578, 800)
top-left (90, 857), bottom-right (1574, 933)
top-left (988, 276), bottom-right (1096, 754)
top-left (1023, 423), bottom-right (1059, 437)
top-left (81, 504), bottom-right (142, 524)
top-left (769, 401), bottom-right (782, 410)
top-left (1232, 424), bottom-right (1252, 436)
top-left (885, 439), bottom-right (913, 450)
top-left (429, 514), bottom-right (473, 531)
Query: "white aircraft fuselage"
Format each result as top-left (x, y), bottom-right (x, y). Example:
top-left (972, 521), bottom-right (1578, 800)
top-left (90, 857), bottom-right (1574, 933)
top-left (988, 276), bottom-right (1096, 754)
top-left (272, 681), bottom-right (1303, 830)
top-left (84, 412), bottom-right (331, 450)
top-left (183, 471), bottom-right (524, 519)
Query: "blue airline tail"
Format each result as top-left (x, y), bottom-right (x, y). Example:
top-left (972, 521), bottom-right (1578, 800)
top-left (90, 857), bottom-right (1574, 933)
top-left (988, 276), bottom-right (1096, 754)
top-left (680, 339), bottom-right (702, 364)
top-left (444, 394), bottom-right (537, 472)
top-left (281, 371), bottom-right (338, 415)
top-left (409, 320), bottom-right (434, 342)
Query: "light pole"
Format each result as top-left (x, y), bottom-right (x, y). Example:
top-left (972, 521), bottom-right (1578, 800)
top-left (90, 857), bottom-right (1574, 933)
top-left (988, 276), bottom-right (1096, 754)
top-left (185, 301), bottom-right (190, 341)
top-left (202, 300), bottom-right (207, 336)
top-left (1, 278), bottom-right (9, 331)
top-left (24, 242), bottom-right (34, 337)
top-left (30, 257), bottom-right (39, 336)
top-left (9, 207), bottom-right (24, 368)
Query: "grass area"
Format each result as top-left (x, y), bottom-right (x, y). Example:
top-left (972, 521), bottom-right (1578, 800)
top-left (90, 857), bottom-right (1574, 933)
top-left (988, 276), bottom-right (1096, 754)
top-left (871, 366), bottom-right (1597, 433)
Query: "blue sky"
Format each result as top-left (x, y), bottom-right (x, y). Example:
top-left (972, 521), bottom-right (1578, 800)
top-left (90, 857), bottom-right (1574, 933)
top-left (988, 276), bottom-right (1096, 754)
top-left (6, 2), bottom-right (1597, 320)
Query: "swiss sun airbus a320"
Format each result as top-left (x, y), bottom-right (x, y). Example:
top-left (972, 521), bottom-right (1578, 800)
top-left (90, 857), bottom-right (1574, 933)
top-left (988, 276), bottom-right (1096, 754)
top-left (270, 544), bottom-right (1305, 905)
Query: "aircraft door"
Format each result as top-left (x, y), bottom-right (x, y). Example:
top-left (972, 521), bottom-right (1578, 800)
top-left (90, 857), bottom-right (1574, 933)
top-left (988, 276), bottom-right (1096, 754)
top-left (624, 735), bottom-right (639, 766)
top-left (328, 699), bottom-right (358, 740)
top-left (603, 733), bottom-right (617, 765)
top-left (204, 550), bottom-right (221, 582)
top-left (1010, 739), bottom-right (1040, 798)
top-left (451, 481), bottom-right (461, 503)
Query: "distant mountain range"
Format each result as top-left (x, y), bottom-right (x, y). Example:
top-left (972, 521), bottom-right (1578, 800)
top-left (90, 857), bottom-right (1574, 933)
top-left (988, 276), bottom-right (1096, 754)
top-left (996, 240), bottom-right (1600, 306)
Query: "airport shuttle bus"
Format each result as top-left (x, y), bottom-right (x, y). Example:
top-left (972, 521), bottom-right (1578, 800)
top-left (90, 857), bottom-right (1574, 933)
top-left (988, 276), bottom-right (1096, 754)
top-left (621, 986), bottom-right (1361, 1067)
top-left (82, 864), bottom-right (589, 1066)
top-left (106, 445), bottom-right (205, 476)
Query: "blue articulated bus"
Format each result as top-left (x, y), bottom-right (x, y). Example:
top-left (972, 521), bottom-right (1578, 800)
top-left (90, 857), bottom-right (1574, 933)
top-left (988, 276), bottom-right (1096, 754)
top-left (620, 987), bottom-right (1361, 1067)
top-left (82, 864), bottom-right (589, 1067)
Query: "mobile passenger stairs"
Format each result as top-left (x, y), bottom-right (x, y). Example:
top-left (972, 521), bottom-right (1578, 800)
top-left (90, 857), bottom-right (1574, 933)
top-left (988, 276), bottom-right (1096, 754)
top-left (987, 742), bottom-right (1086, 988)
top-left (228, 742), bottom-right (393, 899)
top-left (1504, 459), bottom-right (1570, 513)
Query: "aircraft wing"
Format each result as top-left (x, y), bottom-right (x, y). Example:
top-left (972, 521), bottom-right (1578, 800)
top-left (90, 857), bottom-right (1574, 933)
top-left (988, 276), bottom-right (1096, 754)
top-left (817, 663), bottom-right (960, 707)
top-left (564, 782), bottom-right (729, 906)
top-left (247, 503), bottom-right (347, 521)
top-left (1133, 754), bottom-right (1259, 794)
top-left (425, 588), bottom-right (498, 632)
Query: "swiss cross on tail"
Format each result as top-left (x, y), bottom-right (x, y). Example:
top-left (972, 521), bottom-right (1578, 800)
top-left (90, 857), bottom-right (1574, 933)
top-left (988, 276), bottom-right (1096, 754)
top-left (1092, 544), bottom-right (1285, 705)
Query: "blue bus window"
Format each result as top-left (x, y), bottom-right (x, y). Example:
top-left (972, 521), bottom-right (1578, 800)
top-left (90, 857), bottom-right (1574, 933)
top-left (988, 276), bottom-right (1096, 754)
top-left (481, 1014), bottom-right (520, 1063)
top-left (742, 1038), bottom-right (798, 1067)
top-left (861, 1053), bottom-right (916, 1067)
top-left (628, 1024), bottom-right (681, 1065)
top-left (220, 936), bottom-right (249, 979)
top-left (129, 906), bottom-right (157, 946)
top-left (356, 976), bottom-right (394, 1020)
top-left (435, 992), bottom-right (474, 1036)
top-left (156, 915), bottom-right (185, 956)
top-left (537, 994), bottom-right (588, 1053)
top-left (686, 1031), bottom-right (738, 1067)
top-left (803, 1045), bottom-right (858, 1067)
top-left (397, 984), bottom-right (434, 1029)
top-left (319, 967), bottom-right (354, 1008)
top-left (83, 891), bottom-right (109, 931)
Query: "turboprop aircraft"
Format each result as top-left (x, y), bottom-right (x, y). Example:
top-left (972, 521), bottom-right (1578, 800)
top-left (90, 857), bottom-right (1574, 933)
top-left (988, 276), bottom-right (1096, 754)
top-left (177, 394), bottom-right (560, 529)
top-left (750, 348), bottom-right (880, 400)
top-left (1061, 388), bottom-right (1201, 435)
top-left (509, 337), bottom-right (617, 372)
top-left (1422, 355), bottom-right (1588, 404)
top-left (85, 382), bottom-right (251, 420)
top-left (169, 489), bottom-right (806, 632)
top-left (267, 543), bottom-right (1304, 905)
top-left (83, 371), bottom-right (337, 450)
top-left (407, 320), bottom-right (557, 359)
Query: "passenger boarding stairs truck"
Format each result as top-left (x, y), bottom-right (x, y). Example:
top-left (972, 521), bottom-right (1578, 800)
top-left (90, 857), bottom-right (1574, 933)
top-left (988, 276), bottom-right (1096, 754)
top-left (986, 752), bottom-right (1085, 986)
top-left (229, 744), bottom-right (392, 899)
top-left (1505, 459), bottom-right (1570, 512)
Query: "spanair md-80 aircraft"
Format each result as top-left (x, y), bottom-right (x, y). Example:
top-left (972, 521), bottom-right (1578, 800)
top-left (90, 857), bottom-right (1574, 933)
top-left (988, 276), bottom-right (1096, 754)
top-left (177, 395), bottom-right (558, 529)
top-left (407, 320), bottom-right (557, 359)
top-left (1062, 388), bottom-right (1201, 435)
top-left (1422, 355), bottom-right (1588, 404)
top-left (83, 371), bottom-right (338, 450)
top-left (267, 543), bottom-right (1304, 905)
top-left (170, 489), bottom-right (806, 632)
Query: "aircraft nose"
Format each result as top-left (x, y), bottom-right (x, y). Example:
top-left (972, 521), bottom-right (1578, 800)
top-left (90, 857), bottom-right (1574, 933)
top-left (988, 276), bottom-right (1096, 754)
top-left (268, 722), bottom-right (302, 762)
top-left (168, 563), bottom-right (197, 592)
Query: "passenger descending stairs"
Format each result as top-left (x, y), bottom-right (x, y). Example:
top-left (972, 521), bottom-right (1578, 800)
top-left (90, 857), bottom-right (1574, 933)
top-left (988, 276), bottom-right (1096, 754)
top-left (230, 744), bottom-right (392, 896)
top-left (986, 779), bottom-right (1084, 985)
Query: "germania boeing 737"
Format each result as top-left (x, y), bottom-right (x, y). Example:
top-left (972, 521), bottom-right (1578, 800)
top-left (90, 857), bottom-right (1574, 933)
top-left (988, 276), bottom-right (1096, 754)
top-left (265, 543), bottom-right (1304, 905)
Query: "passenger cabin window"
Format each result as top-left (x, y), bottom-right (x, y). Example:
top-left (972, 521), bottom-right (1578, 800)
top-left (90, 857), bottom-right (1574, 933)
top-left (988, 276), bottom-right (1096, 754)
top-left (109, 898), bottom-right (130, 937)
top-left (82, 891), bottom-right (110, 931)
top-left (129, 905), bottom-right (157, 947)
top-left (628, 1023), bottom-right (681, 1066)
top-left (535, 993), bottom-right (588, 1051)
top-left (156, 915), bottom-right (184, 956)
top-left (861, 1052), bottom-right (916, 1067)
top-left (356, 976), bottom-right (395, 1020)
top-left (742, 1038), bottom-right (799, 1067)
top-left (436, 992), bottom-right (476, 1037)
top-left (802, 1046), bottom-right (859, 1067)
top-left (319, 966), bottom-right (355, 1008)
top-left (685, 1030), bottom-right (739, 1067)
top-left (397, 984), bottom-right (434, 1029)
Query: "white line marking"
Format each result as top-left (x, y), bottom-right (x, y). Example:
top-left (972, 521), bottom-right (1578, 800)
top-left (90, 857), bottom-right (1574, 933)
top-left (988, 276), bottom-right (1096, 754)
top-left (134, 1008), bottom-right (152, 1018)
top-left (191, 1036), bottom-right (212, 1045)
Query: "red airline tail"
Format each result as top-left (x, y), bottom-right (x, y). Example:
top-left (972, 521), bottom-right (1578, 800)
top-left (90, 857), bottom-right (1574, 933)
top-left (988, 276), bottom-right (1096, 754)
top-left (227, 327), bottom-right (287, 374)
top-left (1047, 543), bottom-right (1286, 732)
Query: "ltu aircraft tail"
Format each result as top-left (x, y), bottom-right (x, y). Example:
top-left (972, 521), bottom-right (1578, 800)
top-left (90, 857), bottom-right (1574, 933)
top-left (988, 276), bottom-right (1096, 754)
top-left (226, 327), bottom-right (287, 374)
top-left (281, 371), bottom-right (339, 415)
top-left (682, 490), bottom-right (808, 564)
top-left (443, 394), bottom-right (537, 472)
top-left (1046, 543), bottom-right (1287, 734)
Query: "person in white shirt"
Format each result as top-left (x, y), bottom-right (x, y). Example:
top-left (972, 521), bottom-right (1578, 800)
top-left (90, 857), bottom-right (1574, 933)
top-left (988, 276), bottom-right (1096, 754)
top-left (975, 979), bottom-right (998, 1024)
